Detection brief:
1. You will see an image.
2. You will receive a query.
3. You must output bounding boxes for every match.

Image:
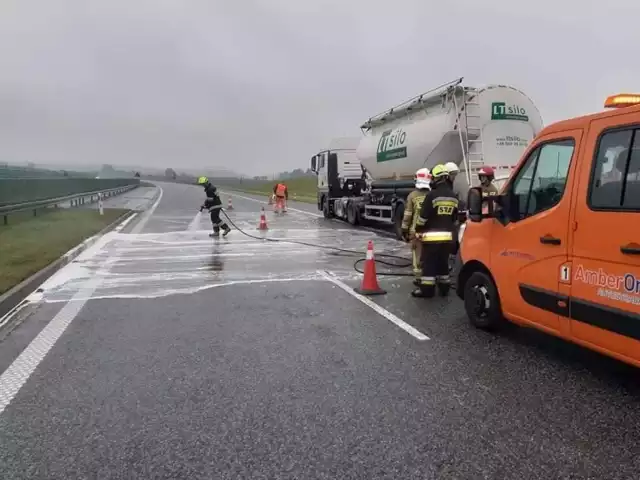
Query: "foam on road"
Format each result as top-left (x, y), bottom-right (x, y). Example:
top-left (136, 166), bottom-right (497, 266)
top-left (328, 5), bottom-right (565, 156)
top-left (0, 181), bottom-right (639, 479)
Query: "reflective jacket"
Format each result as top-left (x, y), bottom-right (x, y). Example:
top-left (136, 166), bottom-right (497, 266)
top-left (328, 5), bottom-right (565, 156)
top-left (401, 189), bottom-right (429, 235)
top-left (481, 183), bottom-right (499, 198)
top-left (415, 182), bottom-right (459, 242)
top-left (274, 183), bottom-right (288, 198)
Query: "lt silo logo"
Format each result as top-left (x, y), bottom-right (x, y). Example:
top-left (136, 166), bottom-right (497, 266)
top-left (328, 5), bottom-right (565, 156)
top-left (377, 128), bottom-right (407, 162)
top-left (491, 102), bottom-right (529, 121)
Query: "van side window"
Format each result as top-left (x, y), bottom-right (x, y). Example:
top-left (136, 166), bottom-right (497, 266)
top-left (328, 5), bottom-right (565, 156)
top-left (509, 139), bottom-right (575, 221)
top-left (589, 129), bottom-right (640, 211)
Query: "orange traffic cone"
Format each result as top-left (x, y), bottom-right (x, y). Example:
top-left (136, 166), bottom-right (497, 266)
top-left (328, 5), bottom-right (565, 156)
top-left (227, 196), bottom-right (234, 210)
top-left (257, 207), bottom-right (268, 230)
top-left (354, 240), bottom-right (386, 296)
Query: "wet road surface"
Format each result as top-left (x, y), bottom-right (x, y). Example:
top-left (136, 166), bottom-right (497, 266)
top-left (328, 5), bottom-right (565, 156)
top-left (0, 181), bottom-right (639, 479)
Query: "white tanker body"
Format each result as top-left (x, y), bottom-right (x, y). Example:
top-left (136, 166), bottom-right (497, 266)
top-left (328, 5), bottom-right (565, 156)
top-left (311, 77), bottom-right (544, 238)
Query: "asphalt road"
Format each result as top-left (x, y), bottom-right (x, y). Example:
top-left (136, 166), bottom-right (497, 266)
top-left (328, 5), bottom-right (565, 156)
top-left (0, 181), bottom-right (639, 479)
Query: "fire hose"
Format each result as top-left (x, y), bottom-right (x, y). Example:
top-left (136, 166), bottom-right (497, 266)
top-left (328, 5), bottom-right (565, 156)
top-left (219, 209), bottom-right (415, 276)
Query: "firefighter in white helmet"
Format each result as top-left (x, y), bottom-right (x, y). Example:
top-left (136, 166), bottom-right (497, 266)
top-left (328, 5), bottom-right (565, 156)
top-left (444, 162), bottom-right (460, 183)
top-left (401, 168), bottom-right (431, 284)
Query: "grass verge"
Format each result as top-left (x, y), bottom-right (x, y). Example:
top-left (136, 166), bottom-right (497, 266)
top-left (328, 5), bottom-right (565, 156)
top-left (222, 177), bottom-right (317, 204)
top-left (0, 208), bottom-right (128, 295)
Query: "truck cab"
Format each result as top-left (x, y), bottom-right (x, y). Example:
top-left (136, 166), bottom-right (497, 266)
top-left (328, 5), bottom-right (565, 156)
top-left (310, 147), bottom-right (366, 219)
top-left (457, 94), bottom-right (640, 368)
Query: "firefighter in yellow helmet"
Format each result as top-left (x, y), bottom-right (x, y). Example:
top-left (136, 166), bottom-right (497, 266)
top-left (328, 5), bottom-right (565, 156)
top-left (197, 176), bottom-right (231, 238)
top-left (401, 168), bottom-right (431, 285)
top-left (413, 164), bottom-right (459, 298)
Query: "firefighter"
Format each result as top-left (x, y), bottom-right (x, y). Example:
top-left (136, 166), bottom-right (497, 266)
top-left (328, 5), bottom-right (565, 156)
top-left (198, 176), bottom-right (231, 238)
top-left (273, 182), bottom-right (288, 213)
top-left (413, 164), bottom-right (458, 298)
top-left (444, 162), bottom-right (460, 184)
top-left (401, 168), bottom-right (431, 285)
top-left (444, 161), bottom-right (464, 257)
top-left (478, 166), bottom-right (499, 198)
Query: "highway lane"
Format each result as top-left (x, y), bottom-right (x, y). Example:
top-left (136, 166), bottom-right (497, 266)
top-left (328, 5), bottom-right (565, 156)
top-left (0, 181), bottom-right (639, 479)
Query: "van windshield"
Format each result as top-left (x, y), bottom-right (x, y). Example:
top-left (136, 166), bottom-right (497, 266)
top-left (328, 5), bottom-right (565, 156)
top-left (531, 143), bottom-right (575, 189)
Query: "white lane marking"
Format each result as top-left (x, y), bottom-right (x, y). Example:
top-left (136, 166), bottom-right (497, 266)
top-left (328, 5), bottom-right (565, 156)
top-left (220, 190), bottom-right (323, 218)
top-left (115, 212), bottom-right (138, 232)
top-left (318, 270), bottom-right (429, 341)
top-left (129, 186), bottom-right (164, 234)
top-left (0, 214), bottom-right (133, 415)
top-left (187, 211), bottom-right (201, 231)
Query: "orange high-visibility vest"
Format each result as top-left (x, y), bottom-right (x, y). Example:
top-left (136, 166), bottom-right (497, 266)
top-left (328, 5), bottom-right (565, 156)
top-left (276, 184), bottom-right (287, 196)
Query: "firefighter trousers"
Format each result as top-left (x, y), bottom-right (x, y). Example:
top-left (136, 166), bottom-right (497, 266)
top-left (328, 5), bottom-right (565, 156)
top-left (210, 208), bottom-right (229, 233)
top-left (419, 241), bottom-right (454, 293)
top-left (411, 241), bottom-right (422, 278)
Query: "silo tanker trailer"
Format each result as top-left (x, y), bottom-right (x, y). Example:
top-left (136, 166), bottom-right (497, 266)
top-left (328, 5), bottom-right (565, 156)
top-left (310, 77), bottom-right (544, 238)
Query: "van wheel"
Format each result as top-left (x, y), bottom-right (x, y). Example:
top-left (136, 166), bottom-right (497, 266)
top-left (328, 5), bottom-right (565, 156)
top-left (347, 202), bottom-right (359, 225)
top-left (463, 271), bottom-right (503, 330)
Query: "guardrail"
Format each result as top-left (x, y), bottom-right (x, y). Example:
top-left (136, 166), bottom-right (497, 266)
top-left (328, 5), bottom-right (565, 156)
top-left (0, 178), bottom-right (140, 207)
top-left (0, 184), bottom-right (138, 225)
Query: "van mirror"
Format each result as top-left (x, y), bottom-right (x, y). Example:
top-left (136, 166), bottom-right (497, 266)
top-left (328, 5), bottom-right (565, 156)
top-left (310, 156), bottom-right (317, 172)
top-left (467, 187), bottom-right (483, 222)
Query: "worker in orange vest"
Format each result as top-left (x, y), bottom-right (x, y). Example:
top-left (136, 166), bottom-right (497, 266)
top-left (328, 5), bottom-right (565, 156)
top-left (273, 182), bottom-right (288, 213)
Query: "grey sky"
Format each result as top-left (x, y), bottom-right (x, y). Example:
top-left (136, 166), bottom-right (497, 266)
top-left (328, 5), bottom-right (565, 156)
top-left (1, 0), bottom-right (638, 176)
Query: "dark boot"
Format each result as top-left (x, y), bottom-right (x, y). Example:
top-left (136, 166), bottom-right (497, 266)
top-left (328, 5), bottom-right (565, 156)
top-left (437, 283), bottom-right (450, 297)
top-left (222, 225), bottom-right (231, 237)
top-left (210, 228), bottom-right (220, 238)
top-left (411, 285), bottom-right (435, 298)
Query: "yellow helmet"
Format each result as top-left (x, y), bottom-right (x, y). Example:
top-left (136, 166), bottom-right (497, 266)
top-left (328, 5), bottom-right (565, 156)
top-left (197, 176), bottom-right (208, 185)
top-left (431, 164), bottom-right (449, 179)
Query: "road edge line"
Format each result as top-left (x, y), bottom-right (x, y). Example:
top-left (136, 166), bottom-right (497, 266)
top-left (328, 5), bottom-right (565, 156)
top-left (129, 186), bottom-right (164, 234)
top-left (318, 270), bottom-right (429, 341)
top-left (0, 241), bottom-right (123, 415)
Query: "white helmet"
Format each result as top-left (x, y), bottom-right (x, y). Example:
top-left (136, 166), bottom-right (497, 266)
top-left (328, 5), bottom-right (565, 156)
top-left (444, 162), bottom-right (460, 175)
top-left (415, 168), bottom-right (431, 189)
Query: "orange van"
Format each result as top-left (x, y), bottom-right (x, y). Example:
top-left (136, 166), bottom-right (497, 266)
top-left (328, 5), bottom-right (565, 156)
top-left (457, 94), bottom-right (640, 368)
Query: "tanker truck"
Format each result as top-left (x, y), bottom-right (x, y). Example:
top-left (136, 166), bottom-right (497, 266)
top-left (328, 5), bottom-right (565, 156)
top-left (310, 77), bottom-right (544, 238)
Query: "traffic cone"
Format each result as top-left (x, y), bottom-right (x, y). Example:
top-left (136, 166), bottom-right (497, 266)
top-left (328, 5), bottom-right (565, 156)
top-left (354, 240), bottom-right (386, 296)
top-left (257, 207), bottom-right (268, 230)
top-left (227, 196), bottom-right (234, 210)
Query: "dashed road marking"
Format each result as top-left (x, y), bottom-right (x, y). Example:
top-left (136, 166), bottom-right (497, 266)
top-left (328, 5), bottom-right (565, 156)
top-left (0, 212), bottom-right (135, 415)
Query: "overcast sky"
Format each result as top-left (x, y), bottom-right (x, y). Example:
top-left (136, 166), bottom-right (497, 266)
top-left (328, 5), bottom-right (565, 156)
top-left (1, 0), bottom-right (638, 176)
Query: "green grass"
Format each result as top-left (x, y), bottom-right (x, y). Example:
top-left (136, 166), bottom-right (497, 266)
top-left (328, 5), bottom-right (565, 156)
top-left (223, 177), bottom-right (317, 203)
top-left (0, 208), bottom-right (128, 295)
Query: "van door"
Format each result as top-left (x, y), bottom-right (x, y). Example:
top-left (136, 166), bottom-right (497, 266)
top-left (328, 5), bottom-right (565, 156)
top-left (490, 131), bottom-right (581, 333)
top-left (569, 118), bottom-right (640, 363)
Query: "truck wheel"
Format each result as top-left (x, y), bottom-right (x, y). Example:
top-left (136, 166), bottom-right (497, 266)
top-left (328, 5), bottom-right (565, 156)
top-left (322, 197), bottom-right (333, 219)
top-left (393, 204), bottom-right (405, 240)
top-left (463, 271), bottom-right (504, 330)
top-left (346, 202), bottom-right (359, 225)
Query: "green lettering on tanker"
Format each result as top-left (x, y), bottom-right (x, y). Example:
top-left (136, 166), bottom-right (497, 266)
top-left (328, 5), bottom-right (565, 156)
top-left (377, 128), bottom-right (407, 162)
top-left (491, 102), bottom-right (529, 122)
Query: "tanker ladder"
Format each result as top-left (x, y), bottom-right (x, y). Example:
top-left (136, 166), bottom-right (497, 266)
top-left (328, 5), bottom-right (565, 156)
top-left (453, 87), bottom-right (485, 187)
